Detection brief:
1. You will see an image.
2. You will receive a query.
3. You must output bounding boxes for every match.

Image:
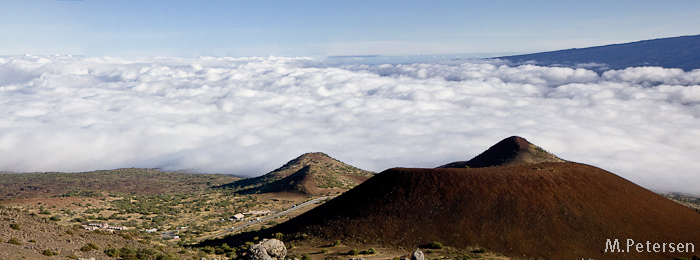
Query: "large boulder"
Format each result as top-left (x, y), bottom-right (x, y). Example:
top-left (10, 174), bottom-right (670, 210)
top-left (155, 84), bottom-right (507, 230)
top-left (247, 239), bottom-right (287, 260)
top-left (411, 249), bottom-right (424, 260)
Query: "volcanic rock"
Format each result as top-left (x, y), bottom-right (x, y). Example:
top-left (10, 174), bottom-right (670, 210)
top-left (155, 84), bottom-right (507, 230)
top-left (247, 239), bottom-right (286, 260)
top-left (411, 249), bottom-right (424, 260)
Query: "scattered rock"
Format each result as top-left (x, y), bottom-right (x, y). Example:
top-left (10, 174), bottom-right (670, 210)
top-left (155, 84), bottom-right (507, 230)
top-left (247, 239), bottom-right (287, 260)
top-left (411, 249), bottom-right (424, 260)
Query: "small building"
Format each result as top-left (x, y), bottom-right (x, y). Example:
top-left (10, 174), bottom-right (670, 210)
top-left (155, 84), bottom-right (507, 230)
top-left (84, 223), bottom-right (127, 232)
top-left (233, 213), bottom-right (245, 220)
top-left (84, 226), bottom-right (100, 231)
top-left (108, 225), bottom-right (128, 231)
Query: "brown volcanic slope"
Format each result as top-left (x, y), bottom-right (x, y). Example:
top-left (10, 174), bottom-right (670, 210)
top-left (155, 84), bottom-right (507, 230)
top-left (218, 152), bottom-right (374, 195)
top-left (235, 139), bottom-right (700, 260)
top-left (438, 136), bottom-right (564, 168)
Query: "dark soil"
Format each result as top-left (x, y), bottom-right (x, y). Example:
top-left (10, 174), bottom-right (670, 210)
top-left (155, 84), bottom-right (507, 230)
top-left (232, 162), bottom-right (700, 260)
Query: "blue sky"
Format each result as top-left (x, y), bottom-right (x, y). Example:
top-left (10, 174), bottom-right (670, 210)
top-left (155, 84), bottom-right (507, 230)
top-left (1, 0), bottom-right (699, 57)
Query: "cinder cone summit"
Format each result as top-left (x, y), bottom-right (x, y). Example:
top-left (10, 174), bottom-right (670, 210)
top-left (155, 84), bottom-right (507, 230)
top-left (438, 136), bottom-right (564, 168)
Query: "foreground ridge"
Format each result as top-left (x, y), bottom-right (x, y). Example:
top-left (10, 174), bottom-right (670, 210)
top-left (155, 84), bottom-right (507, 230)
top-left (219, 137), bottom-right (700, 260)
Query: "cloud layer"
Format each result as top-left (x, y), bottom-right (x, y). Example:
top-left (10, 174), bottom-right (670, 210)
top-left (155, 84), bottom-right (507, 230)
top-left (1, 55), bottom-right (700, 194)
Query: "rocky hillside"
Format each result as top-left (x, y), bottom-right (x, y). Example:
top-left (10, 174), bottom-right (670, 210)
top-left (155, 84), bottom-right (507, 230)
top-left (218, 152), bottom-right (374, 195)
top-left (438, 136), bottom-right (564, 168)
top-left (0, 204), bottom-right (180, 259)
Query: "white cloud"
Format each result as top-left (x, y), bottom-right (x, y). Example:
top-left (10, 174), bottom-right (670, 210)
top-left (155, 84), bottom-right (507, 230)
top-left (1, 55), bottom-right (700, 194)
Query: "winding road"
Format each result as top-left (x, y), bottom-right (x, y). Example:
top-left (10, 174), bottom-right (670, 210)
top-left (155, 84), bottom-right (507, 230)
top-left (197, 196), bottom-right (335, 241)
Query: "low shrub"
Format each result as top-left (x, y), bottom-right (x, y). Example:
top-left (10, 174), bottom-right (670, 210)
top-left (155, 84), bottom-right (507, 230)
top-left (118, 233), bottom-right (133, 240)
top-left (93, 229), bottom-right (109, 235)
top-left (43, 249), bottom-right (54, 256)
top-left (8, 237), bottom-right (21, 245)
top-left (455, 254), bottom-right (477, 260)
top-left (200, 246), bottom-right (215, 254)
top-left (426, 241), bottom-right (444, 249)
top-left (104, 247), bottom-right (119, 257)
top-left (10, 223), bottom-right (20, 230)
top-left (348, 249), bottom-right (360, 255)
top-left (362, 248), bottom-right (377, 254)
top-left (471, 247), bottom-right (488, 254)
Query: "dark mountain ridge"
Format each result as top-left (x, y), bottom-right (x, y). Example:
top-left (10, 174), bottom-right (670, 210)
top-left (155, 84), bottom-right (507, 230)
top-left (222, 137), bottom-right (700, 260)
top-left (498, 34), bottom-right (700, 72)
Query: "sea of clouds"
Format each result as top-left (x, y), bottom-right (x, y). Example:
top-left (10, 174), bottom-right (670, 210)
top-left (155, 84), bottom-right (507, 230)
top-left (1, 55), bottom-right (700, 194)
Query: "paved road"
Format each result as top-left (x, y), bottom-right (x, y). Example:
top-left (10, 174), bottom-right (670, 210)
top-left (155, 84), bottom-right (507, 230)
top-left (197, 196), bottom-right (336, 241)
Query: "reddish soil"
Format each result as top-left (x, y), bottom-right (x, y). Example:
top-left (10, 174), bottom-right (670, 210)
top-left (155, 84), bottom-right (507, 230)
top-left (251, 162), bottom-right (700, 260)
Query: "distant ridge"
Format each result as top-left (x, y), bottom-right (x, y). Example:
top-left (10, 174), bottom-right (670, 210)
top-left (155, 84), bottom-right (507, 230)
top-left (438, 136), bottom-right (565, 168)
top-left (0, 168), bottom-right (238, 200)
top-left (221, 137), bottom-right (700, 259)
top-left (499, 34), bottom-right (700, 72)
top-left (217, 152), bottom-right (374, 195)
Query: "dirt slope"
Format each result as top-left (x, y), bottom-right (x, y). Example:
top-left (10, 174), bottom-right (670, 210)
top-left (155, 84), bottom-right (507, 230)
top-left (259, 163), bottom-right (700, 259)
top-left (0, 205), bottom-right (158, 259)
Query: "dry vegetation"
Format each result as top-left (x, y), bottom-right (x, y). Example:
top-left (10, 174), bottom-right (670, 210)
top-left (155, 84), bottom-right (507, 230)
top-left (0, 166), bottom-right (359, 259)
top-left (1, 204), bottom-right (184, 259)
top-left (0, 168), bottom-right (240, 200)
top-left (661, 193), bottom-right (700, 212)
